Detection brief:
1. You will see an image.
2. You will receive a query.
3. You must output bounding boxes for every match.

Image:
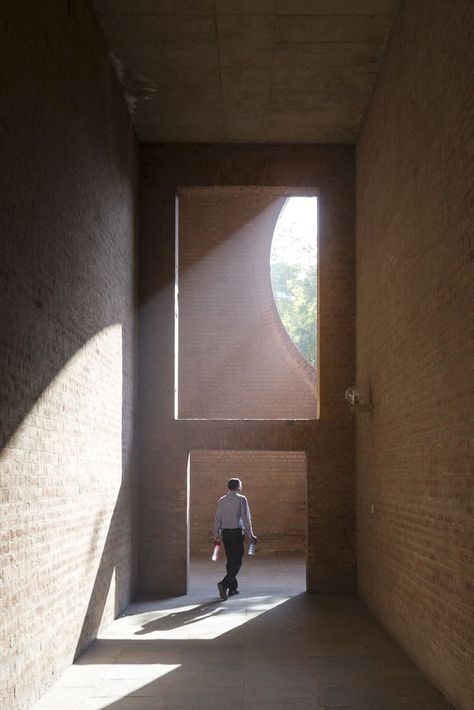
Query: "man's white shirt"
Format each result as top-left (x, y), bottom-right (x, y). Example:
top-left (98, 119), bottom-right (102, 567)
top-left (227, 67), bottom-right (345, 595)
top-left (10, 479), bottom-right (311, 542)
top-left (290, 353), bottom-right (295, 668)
top-left (214, 491), bottom-right (254, 539)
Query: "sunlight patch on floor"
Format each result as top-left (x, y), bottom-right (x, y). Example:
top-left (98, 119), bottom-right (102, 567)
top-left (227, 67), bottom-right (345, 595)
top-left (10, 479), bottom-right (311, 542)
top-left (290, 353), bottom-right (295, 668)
top-left (100, 594), bottom-right (291, 641)
top-left (31, 557), bottom-right (451, 710)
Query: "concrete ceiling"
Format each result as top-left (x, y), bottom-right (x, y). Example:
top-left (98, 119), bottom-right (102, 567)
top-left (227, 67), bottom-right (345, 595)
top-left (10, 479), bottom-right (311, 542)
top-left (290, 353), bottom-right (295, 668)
top-left (92, 0), bottom-right (399, 144)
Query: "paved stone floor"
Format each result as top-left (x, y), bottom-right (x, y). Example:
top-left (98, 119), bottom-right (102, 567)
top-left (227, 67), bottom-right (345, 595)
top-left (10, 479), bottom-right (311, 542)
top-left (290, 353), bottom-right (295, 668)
top-left (33, 555), bottom-right (453, 709)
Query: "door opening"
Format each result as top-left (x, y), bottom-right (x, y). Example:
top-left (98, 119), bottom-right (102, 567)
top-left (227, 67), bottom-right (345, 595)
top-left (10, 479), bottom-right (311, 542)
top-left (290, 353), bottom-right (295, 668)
top-left (188, 450), bottom-right (307, 594)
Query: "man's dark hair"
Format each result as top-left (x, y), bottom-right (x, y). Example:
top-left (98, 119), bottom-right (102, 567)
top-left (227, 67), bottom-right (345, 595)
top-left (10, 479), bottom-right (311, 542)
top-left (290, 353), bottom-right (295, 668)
top-left (228, 478), bottom-right (241, 490)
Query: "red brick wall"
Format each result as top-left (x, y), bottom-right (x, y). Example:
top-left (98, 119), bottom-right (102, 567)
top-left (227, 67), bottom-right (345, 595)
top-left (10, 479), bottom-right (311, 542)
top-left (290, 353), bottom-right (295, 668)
top-left (138, 144), bottom-right (356, 598)
top-left (0, 3), bottom-right (137, 709)
top-left (178, 187), bottom-right (317, 419)
top-left (356, 2), bottom-right (474, 708)
top-left (190, 450), bottom-right (307, 555)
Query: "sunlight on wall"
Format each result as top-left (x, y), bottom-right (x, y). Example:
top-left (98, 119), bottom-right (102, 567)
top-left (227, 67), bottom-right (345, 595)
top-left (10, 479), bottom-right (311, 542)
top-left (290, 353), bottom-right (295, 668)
top-left (1, 324), bottom-right (124, 669)
top-left (175, 187), bottom-right (317, 420)
top-left (175, 197), bottom-right (281, 419)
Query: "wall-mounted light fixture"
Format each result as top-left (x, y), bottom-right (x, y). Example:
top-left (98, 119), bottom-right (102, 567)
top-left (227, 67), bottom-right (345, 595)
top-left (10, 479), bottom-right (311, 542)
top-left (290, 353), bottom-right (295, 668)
top-left (345, 386), bottom-right (373, 413)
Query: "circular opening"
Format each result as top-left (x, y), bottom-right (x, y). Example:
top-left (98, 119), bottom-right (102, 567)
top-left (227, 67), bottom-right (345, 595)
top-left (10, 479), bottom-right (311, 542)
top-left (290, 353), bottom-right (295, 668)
top-left (270, 196), bottom-right (317, 368)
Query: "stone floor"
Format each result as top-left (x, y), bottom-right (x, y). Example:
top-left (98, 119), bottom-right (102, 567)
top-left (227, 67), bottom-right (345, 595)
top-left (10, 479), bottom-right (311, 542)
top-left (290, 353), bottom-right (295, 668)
top-left (33, 555), bottom-right (453, 710)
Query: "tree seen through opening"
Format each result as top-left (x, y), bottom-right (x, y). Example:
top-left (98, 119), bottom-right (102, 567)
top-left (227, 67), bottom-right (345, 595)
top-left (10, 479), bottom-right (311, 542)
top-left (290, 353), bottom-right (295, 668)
top-left (270, 196), bottom-right (317, 368)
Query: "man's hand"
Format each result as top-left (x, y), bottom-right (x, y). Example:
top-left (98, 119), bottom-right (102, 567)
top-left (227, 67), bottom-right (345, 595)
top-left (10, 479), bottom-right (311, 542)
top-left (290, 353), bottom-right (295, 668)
top-left (251, 536), bottom-right (258, 544)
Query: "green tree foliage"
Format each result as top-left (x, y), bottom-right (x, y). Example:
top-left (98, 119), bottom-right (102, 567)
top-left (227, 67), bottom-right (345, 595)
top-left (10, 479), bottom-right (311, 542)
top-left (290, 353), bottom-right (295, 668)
top-left (270, 196), bottom-right (317, 368)
top-left (271, 260), bottom-right (317, 367)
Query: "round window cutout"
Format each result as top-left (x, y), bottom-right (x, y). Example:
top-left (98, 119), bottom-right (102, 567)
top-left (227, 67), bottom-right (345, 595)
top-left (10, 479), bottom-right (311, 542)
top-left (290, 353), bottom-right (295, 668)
top-left (270, 196), bottom-right (317, 368)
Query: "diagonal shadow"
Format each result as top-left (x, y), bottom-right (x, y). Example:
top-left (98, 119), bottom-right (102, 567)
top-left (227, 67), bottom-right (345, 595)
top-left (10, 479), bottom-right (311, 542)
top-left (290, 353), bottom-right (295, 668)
top-left (77, 592), bottom-right (306, 708)
top-left (71, 588), bottom-right (453, 710)
top-left (74, 479), bottom-right (136, 659)
top-left (134, 601), bottom-right (225, 634)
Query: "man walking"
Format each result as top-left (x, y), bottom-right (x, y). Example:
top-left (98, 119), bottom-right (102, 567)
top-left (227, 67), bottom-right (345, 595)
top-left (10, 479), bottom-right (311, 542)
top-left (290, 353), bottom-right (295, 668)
top-left (213, 478), bottom-right (257, 600)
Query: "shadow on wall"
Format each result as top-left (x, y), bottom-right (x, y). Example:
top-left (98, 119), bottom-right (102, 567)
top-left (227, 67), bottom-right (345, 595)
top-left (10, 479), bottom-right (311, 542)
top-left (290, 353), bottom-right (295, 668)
top-left (0, 323), bottom-right (135, 705)
top-left (176, 187), bottom-right (317, 420)
top-left (75, 480), bottom-right (134, 658)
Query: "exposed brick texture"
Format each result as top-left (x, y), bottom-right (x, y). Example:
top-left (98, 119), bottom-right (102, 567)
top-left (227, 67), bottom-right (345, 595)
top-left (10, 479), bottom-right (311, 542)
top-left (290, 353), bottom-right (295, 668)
top-left (0, 3), bottom-right (137, 709)
top-left (190, 450), bottom-right (307, 555)
top-left (356, 2), bottom-right (474, 708)
top-left (178, 187), bottom-right (317, 420)
top-left (138, 144), bottom-right (356, 598)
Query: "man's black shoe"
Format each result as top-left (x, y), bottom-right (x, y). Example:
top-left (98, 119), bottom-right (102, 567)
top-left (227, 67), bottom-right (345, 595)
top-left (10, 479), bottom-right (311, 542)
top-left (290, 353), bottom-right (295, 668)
top-left (217, 582), bottom-right (227, 600)
top-left (228, 589), bottom-right (239, 596)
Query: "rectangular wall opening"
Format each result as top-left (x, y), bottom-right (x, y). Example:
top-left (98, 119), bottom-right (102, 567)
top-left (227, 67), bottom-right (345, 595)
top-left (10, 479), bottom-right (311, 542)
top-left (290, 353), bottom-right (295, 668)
top-left (189, 450), bottom-right (307, 592)
top-left (175, 187), bottom-right (318, 420)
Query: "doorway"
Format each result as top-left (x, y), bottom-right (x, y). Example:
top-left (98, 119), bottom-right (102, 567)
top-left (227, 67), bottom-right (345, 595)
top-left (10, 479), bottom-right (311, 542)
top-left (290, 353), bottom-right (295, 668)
top-left (188, 449), bottom-right (307, 592)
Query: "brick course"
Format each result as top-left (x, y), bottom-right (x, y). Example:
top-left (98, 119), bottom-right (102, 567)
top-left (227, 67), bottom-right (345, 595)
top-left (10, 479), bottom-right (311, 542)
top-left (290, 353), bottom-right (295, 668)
top-left (356, 2), bottom-right (474, 708)
top-left (138, 144), bottom-right (356, 598)
top-left (178, 186), bottom-right (317, 420)
top-left (0, 3), bottom-right (137, 709)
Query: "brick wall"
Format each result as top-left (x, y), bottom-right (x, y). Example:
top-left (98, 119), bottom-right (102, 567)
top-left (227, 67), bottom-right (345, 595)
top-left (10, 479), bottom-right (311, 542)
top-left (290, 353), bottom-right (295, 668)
top-left (178, 187), bottom-right (317, 420)
top-left (356, 2), bottom-right (474, 708)
top-left (190, 450), bottom-right (306, 555)
top-left (0, 3), bottom-right (137, 709)
top-left (138, 144), bottom-right (356, 598)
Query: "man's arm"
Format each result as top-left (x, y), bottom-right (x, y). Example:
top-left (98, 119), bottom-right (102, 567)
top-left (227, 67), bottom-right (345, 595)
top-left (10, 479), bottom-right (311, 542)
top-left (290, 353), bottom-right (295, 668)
top-left (213, 505), bottom-right (222, 540)
top-left (241, 496), bottom-right (256, 540)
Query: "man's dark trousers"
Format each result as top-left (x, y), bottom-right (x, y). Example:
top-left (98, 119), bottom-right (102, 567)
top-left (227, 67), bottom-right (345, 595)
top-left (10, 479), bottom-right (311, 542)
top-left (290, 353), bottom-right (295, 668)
top-left (221, 528), bottom-right (244, 592)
